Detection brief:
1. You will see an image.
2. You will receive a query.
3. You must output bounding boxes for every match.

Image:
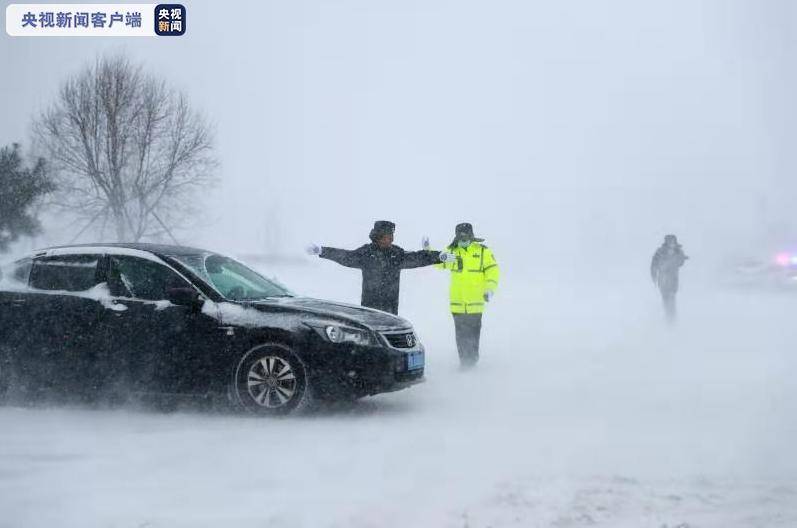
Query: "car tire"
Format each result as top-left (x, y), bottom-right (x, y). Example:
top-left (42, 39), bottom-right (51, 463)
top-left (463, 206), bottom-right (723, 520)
top-left (232, 344), bottom-right (309, 415)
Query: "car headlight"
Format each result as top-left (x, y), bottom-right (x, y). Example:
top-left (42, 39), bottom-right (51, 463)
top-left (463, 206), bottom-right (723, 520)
top-left (308, 324), bottom-right (376, 346)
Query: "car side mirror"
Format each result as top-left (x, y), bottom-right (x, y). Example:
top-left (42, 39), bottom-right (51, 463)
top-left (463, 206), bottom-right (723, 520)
top-left (166, 287), bottom-right (203, 309)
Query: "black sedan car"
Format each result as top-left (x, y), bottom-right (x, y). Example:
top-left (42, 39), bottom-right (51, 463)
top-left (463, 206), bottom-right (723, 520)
top-left (0, 244), bottom-right (425, 414)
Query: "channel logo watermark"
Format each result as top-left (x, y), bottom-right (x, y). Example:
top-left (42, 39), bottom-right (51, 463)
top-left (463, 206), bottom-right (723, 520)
top-left (5, 3), bottom-right (186, 36)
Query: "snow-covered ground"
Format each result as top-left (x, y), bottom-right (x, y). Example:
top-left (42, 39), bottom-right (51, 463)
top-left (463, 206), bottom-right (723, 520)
top-left (2, 261), bottom-right (797, 527)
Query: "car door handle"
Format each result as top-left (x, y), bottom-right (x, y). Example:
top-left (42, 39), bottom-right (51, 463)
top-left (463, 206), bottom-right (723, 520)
top-left (109, 301), bottom-right (129, 315)
top-left (218, 326), bottom-right (236, 336)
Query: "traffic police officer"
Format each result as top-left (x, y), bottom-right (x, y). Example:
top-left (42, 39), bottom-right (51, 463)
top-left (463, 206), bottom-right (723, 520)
top-left (430, 223), bottom-right (500, 367)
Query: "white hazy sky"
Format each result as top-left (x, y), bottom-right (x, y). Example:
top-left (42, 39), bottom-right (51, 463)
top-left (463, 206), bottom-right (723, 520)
top-left (2, 0), bottom-right (797, 272)
top-left (4, 7), bottom-right (797, 526)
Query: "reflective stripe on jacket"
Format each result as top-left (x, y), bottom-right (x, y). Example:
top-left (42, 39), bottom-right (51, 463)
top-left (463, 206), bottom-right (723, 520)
top-left (436, 242), bottom-right (499, 314)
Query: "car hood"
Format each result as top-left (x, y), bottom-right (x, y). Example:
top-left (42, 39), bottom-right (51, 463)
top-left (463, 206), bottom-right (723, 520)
top-left (245, 297), bottom-right (411, 331)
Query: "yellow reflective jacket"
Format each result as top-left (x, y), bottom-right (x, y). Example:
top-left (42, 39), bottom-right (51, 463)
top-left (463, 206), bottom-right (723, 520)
top-left (436, 242), bottom-right (500, 314)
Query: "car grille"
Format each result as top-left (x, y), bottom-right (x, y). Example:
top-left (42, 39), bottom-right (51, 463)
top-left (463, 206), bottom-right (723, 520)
top-left (382, 331), bottom-right (418, 349)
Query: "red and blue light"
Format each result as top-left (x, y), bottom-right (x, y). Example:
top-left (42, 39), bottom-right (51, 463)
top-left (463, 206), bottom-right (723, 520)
top-left (775, 252), bottom-right (797, 266)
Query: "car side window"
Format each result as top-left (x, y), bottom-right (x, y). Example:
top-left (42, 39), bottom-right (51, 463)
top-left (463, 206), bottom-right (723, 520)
top-left (12, 258), bottom-right (33, 285)
top-left (108, 255), bottom-right (191, 301)
top-left (0, 258), bottom-right (32, 287)
top-left (29, 255), bottom-right (101, 292)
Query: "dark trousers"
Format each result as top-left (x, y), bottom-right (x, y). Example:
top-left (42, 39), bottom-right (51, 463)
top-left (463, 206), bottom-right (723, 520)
top-left (657, 273), bottom-right (679, 323)
top-left (660, 289), bottom-right (676, 322)
top-left (453, 314), bottom-right (483, 367)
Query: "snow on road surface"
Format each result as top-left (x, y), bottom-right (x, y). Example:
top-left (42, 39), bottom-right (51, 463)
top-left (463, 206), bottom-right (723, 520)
top-left (2, 263), bottom-right (797, 527)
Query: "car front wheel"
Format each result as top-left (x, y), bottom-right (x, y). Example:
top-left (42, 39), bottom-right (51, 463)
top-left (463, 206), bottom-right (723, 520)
top-left (232, 344), bottom-right (308, 415)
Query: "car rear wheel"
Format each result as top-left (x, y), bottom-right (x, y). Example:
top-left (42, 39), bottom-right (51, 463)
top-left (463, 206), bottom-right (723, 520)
top-left (232, 344), bottom-right (308, 415)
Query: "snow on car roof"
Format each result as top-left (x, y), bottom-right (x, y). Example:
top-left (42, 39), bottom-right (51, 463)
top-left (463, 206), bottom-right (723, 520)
top-left (29, 243), bottom-right (213, 259)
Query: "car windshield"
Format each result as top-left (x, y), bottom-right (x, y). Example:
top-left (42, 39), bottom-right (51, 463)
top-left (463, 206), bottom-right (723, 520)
top-left (170, 253), bottom-right (292, 301)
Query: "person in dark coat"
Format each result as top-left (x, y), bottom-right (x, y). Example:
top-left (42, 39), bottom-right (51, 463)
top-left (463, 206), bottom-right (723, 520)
top-left (307, 221), bottom-right (453, 314)
top-left (650, 234), bottom-right (688, 322)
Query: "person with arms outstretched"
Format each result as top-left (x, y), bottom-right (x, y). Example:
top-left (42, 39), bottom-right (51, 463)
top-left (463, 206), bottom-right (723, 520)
top-left (307, 220), bottom-right (454, 315)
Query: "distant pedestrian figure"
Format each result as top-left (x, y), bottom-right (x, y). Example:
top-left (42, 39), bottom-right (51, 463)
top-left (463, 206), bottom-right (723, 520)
top-left (307, 221), bottom-right (453, 315)
top-left (650, 234), bottom-right (688, 322)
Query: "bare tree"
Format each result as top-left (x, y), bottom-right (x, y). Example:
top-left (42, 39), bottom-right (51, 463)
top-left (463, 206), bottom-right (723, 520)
top-left (33, 54), bottom-right (217, 242)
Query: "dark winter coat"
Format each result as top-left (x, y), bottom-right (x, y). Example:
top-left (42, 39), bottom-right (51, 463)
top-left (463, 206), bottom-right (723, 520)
top-left (320, 244), bottom-right (440, 314)
top-left (650, 244), bottom-right (687, 293)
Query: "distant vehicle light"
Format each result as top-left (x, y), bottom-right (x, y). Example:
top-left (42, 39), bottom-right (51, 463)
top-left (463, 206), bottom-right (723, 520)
top-left (776, 253), bottom-right (791, 266)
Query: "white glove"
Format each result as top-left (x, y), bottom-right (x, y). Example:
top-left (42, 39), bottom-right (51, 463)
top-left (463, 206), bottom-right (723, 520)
top-left (306, 244), bottom-right (322, 256)
top-left (484, 290), bottom-right (494, 302)
top-left (422, 236), bottom-right (431, 250)
top-left (439, 251), bottom-right (456, 263)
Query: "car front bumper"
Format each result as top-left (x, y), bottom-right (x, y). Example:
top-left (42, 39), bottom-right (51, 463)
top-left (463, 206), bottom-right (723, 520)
top-left (305, 339), bottom-right (426, 400)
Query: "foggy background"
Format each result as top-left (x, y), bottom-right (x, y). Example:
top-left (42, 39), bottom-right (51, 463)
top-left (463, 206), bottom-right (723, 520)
top-left (3, 1), bottom-right (797, 526)
top-left (3, 0), bottom-right (797, 268)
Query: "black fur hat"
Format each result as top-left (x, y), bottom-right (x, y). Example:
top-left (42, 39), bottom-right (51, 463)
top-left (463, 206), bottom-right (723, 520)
top-left (369, 220), bottom-right (395, 241)
top-left (454, 223), bottom-right (484, 242)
